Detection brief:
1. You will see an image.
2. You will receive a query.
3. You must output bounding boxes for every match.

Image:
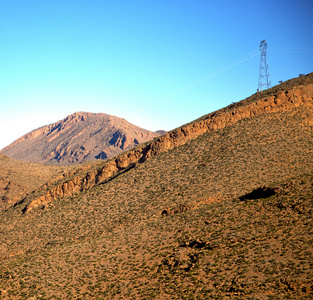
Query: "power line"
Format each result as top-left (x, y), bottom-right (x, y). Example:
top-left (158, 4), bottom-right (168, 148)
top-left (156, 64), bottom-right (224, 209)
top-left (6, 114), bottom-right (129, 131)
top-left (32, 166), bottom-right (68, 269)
top-left (159, 50), bottom-right (259, 102)
top-left (269, 50), bottom-right (313, 53)
top-left (268, 46), bottom-right (313, 53)
top-left (147, 43), bottom-right (311, 108)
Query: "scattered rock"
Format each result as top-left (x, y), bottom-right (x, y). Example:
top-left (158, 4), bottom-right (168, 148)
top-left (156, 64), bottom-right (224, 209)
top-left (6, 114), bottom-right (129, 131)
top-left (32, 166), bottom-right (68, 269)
top-left (161, 204), bottom-right (190, 216)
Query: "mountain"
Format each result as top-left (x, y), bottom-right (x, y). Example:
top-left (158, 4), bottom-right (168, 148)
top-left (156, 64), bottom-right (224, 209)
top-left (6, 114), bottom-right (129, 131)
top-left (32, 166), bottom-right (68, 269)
top-left (0, 73), bottom-right (312, 299)
top-left (1, 112), bottom-right (161, 165)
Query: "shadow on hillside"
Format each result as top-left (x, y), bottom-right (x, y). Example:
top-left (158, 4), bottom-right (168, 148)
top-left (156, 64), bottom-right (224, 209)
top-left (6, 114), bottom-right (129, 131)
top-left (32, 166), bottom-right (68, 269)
top-left (239, 186), bottom-right (278, 201)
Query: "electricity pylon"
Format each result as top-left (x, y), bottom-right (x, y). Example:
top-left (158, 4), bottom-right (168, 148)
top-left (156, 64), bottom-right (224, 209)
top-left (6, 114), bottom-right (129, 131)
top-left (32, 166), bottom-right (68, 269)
top-left (258, 40), bottom-right (271, 92)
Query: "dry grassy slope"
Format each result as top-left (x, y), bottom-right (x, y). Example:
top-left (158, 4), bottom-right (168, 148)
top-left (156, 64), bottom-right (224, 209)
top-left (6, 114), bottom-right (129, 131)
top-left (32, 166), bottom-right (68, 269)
top-left (0, 74), bottom-right (313, 299)
top-left (1, 112), bottom-right (160, 165)
top-left (0, 153), bottom-right (79, 212)
top-left (16, 73), bottom-right (313, 214)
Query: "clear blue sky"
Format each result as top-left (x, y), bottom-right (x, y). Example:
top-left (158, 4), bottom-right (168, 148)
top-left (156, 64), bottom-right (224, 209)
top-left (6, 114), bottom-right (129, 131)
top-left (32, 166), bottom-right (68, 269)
top-left (1, 0), bottom-right (312, 150)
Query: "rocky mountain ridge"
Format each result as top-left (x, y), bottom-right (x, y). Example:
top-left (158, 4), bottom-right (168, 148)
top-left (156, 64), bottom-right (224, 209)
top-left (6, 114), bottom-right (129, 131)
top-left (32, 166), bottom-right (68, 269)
top-left (1, 112), bottom-right (161, 165)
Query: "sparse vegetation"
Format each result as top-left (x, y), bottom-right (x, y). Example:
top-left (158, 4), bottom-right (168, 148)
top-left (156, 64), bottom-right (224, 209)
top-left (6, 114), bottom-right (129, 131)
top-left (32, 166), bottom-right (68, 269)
top-left (0, 74), bottom-right (313, 299)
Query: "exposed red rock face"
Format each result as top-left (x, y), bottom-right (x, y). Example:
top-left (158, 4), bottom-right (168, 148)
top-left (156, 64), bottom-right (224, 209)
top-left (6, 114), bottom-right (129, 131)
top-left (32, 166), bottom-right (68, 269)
top-left (1, 112), bottom-right (161, 165)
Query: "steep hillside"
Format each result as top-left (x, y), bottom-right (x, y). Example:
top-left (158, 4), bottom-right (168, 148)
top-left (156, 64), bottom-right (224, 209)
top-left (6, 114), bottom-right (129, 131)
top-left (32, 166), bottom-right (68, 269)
top-left (1, 112), bottom-right (161, 165)
top-left (0, 73), bottom-right (312, 299)
top-left (0, 153), bottom-right (79, 212)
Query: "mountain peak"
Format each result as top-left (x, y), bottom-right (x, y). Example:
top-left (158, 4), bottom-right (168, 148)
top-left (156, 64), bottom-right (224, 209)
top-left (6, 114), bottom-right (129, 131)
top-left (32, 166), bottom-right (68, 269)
top-left (1, 112), bottom-right (161, 165)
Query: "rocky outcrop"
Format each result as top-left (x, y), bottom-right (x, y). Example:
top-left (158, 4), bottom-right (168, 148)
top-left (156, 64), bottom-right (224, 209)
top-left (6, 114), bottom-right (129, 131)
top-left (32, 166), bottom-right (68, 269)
top-left (0, 178), bottom-right (25, 211)
top-left (20, 74), bottom-right (313, 213)
top-left (1, 112), bottom-right (161, 165)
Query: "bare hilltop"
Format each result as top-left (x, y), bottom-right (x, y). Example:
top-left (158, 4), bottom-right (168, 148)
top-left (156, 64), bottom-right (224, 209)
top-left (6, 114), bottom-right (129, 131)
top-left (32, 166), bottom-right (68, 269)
top-left (0, 73), bottom-right (312, 299)
top-left (1, 112), bottom-right (161, 165)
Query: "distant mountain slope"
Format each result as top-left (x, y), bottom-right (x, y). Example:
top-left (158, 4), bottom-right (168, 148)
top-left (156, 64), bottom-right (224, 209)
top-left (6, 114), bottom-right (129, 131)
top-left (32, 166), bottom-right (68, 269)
top-left (1, 112), bottom-right (161, 165)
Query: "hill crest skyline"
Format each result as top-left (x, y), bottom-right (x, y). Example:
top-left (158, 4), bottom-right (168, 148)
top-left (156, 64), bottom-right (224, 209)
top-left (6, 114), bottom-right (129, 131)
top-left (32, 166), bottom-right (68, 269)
top-left (1, 111), bottom-right (162, 165)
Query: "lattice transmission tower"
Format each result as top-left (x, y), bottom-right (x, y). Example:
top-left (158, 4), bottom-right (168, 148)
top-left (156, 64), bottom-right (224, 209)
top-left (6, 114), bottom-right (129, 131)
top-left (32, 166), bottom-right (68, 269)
top-left (258, 40), bottom-right (271, 92)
